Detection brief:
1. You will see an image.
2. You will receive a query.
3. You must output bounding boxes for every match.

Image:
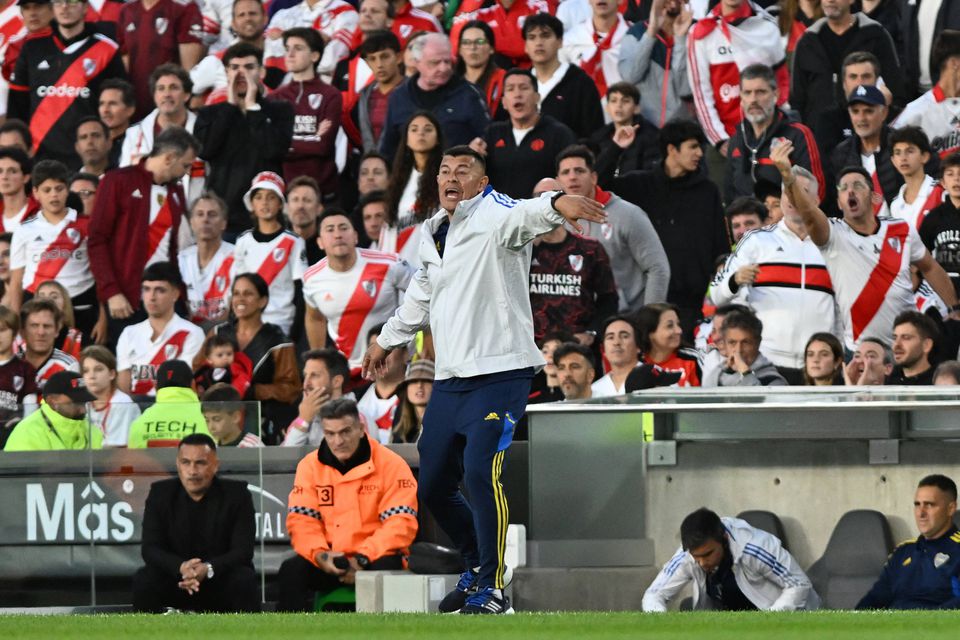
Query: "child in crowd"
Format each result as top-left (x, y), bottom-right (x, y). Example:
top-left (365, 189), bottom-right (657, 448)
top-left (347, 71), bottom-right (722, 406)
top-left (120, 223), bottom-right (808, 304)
top-left (81, 345), bottom-right (141, 447)
top-left (201, 383), bottom-right (263, 447)
top-left (890, 126), bottom-right (944, 232)
top-left (193, 334), bottom-right (252, 397)
top-left (0, 305), bottom-right (37, 425)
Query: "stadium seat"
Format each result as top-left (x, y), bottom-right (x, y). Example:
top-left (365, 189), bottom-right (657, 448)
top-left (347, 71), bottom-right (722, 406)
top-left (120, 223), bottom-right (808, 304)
top-left (736, 510), bottom-right (790, 550)
top-left (806, 510), bottom-right (893, 609)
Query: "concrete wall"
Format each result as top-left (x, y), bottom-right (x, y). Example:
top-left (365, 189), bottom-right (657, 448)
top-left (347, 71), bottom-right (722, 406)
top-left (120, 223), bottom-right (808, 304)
top-left (644, 439), bottom-right (960, 570)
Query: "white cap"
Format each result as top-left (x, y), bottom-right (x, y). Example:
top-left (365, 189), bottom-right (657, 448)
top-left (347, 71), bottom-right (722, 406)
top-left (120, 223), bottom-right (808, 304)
top-left (243, 171), bottom-right (286, 212)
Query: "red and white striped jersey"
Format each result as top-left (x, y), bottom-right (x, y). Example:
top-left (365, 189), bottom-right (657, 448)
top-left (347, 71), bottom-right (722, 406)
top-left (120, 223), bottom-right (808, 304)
top-left (559, 14), bottom-right (628, 97)
top-left (687, 0), bottom-right (787, 145)
top-left (915, 280), bottom-right (949, 319)
top-left (146, 183), bottom-right (174, 268)
top-left (377, 224), bottom-right (422, 269)
top-left (357, 383), bottom-right (398, 443)
top-left (179, 241), bottom-right (235, 324)
top-left (820, 217), bottom-right (925, 350)
top-left (0, 196), bottom-right (39, 235)
top-left (232, 431), bottom-right (265, 447)
top-left (302, 248), bottom-right (413, 369)
top-left (890, 175), bottom-right (946, 232)
top-left (893, 85), bottom-right (960, 159)
top-left (264, 0), bottom-right (358, 76)
top-left (391, 3), bottom-right (441, 47)
top-left (231, 229), bottom-right (307, 336)
top-left (116, 314), bottom-right (205, 396)
top-left (24, 348), bottom-right (79, 389)
top-left (10, 209), bottom-right (94, 297)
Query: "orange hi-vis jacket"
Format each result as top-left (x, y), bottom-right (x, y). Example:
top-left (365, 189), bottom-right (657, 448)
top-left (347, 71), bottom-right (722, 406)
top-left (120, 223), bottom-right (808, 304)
top-left (287, 438), bottom-right (418, 565)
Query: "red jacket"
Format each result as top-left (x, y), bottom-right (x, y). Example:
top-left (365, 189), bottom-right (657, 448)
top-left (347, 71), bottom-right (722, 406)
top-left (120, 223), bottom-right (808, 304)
top-left (88, 160), bottom-right (185, 308)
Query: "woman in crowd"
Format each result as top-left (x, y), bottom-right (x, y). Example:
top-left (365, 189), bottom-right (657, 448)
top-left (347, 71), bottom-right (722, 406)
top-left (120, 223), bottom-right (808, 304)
top-left (35, 279), bottom-right (88, 358)
top-left (392, 359), bottom-right (435, 444)
top-left (779, 0), bottom-right (821, 58)
top-left (802, 332), bottom-right (844, 386)
top-left (81, 345), bottom-right (141, 447)
top-left (210, 273), bottom-right (301, 445)
top-left (637, 303), bottom-right (701, 386)
top-left (456, 20), bottom-right (505, 117)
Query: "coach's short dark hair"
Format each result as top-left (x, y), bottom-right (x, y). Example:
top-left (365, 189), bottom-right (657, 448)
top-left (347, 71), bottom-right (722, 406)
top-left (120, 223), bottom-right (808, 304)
top-left (302, 348), bottom-right (350, 387)
top-left (319, 396), bottom-right (362, 424)
top-left (889, 126), bottom-right (933, 156)
top-left (503, 67), bottom-right (537, 92)
top-left (151, 126), bottom-right (201, 158)
top-left (223, 42), bottom-right (264, 67)
top-left (32, 160), bottom-right (71, 187)
top-left (720, 309), bottom-right (763, 342)
top-left (659, 119), bottom-right (705, 160)
top-left (556, 144), bottom-right (596, 173)
top-left (149, 63), bottom-right (194, 98)
top-left (552, 342), bottom-right (595, 368)
top-left (0, 146), bottom-right (31, 175)
top-left (522, 12), bottom-right (563, 39)
top-left (443, 145), bottom-right (486, 172)
top-left (284, 27), bottom-right (325, 56)
top-left (933, 30), bottom-right (960, 73)
top-left (918, 474), bottom-right (958, 502)
top-left (725, 196), bottom-right (767, 222)
top-left (894, 310), bottom-right (940, 343)
top-left (99, 78), bottom-right (136, 107)
top-left (0, 119), bottom-right (32, 150)
top-left (361, 29), bottom-right (401, 57)
top-left (74, 116), bottom-right (109, 140)
top-left (179, 433), bottom-right (217, 451)
top-left (142, 261), bottom-right (183, 287)
top-left (680, 508), bottom-right (726, 551)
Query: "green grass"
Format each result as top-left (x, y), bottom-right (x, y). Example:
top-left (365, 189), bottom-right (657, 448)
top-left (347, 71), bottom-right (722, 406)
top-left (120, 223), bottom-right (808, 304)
top-left (2, 611), bottom-right (960, 640)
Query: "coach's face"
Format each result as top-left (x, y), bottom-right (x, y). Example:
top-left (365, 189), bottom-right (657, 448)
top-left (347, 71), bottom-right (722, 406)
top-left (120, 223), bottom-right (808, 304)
top-left (914, 485), bottom-right (956, 540)
top-left (177, 444), bottom-right (219, 500)
top-left (689, 538), bottom-right (725, 575)
top-left (437, 155), bottom-right (488, 214)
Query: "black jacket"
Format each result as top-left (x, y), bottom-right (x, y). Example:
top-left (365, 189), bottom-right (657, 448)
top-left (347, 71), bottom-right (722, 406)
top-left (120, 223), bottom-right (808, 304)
top-left (141, 477), bottom-right (255, 578)
top-left (589, 115), bottom-right (661, 183)
top-left (902, 0), bottom-right (960, 97)
top-left (194, 99), bottom-right (294, 233)
top-left (539, 64), bottom-right (605, 139)
top-left (482, 115), bottom-right (576, 198)
top-left (609, 164), bottom-right (728, 310)
top-left (725, 109), bottom-right (826, 204)
top-left (791, 13), bottom-right (906, 124)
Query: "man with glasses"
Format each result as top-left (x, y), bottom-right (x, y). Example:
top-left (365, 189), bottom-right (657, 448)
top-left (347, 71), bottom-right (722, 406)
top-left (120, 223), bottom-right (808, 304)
top-left (7, 0), bottom-right (126, 166)
top-left (771, 140), bottom-right (960, 351)
top-left (725, 64), bottom-right (824, 205)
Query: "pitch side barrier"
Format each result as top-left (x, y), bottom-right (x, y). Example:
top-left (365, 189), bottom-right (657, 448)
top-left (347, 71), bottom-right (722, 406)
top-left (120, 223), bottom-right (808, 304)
top-left (0, 399), bottom-right (529, 607)
top-left (524, 386), bottom-right (960, 575)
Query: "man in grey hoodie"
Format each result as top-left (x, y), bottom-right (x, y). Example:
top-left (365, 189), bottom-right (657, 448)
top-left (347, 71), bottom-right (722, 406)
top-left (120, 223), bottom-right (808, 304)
top-left (703, 310), bottom-right (788, 387)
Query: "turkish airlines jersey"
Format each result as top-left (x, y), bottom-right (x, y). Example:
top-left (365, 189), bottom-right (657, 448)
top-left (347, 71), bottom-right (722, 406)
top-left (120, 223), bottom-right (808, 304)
top-left (116, 314), bottom-right (205, 396)
top-left (0, 196), bottom-right (39, 234)
top-left (820, 217), bottom-right (925, 349)
top-left (231, 229), bottom-right (307, 336)
top-left (893, 86), bottom-right (960, 158)
top-left (890, 175), bottom-right (946, 232)
top-left (10, 209), bottom-right (94, 297)
top-left (0, 355), bottom-right (37, 415)
top-left (357, 383), bottom-right (399, 444)
top-left (179, 241), bottom-right (235, 323)
top-left (302, 248), bottom-right (412, 369)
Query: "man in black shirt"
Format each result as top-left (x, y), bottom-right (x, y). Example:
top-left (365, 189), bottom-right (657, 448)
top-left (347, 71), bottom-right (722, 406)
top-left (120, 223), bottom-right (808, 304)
top-left (886, 311), bottom-right (939, 385)
top-left (132, 433), bottom-right (259, 612)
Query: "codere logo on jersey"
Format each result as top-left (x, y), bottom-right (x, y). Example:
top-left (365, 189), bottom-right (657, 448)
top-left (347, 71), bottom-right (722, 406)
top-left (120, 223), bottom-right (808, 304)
top-left (37, 85), bottom-right (91, 98)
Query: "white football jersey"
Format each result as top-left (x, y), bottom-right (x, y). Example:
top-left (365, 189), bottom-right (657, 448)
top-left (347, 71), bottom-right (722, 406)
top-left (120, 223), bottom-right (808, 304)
top-left (303, 249), bottom-right (413, 369)
top-left (820, 217), bottom-right (925, 349)
top-left (231, 230), bottom-right (307, 336)
top-left (146, 184), bottom-right (175, 268)
top-left (10, 209), bottom-right (93, 297)
top-left (890, 175), bottom-right (946, 232)
top-left (116, 315), bottom-right (205, 396)
top-left (179, 241), bottom-right (235, 324)
top-left (30, 349), bottom-right (78, 388)
top-left (893, 86), bottom-right (960, 158)
top-left (357, 383), bottom-right (399, 443)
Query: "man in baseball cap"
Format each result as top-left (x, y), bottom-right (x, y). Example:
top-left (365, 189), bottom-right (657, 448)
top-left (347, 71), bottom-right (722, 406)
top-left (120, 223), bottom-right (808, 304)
top-left (4, 371), bottom-right (101, 451)
top-left (127, 360), bottom-right (212, 448)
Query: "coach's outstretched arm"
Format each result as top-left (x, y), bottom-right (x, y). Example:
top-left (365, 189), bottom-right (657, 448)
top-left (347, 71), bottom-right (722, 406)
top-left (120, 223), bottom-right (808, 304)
top-left (771, 140), bottom-right (830, 247)
top-left (492, 191), bottom-right (607, 250)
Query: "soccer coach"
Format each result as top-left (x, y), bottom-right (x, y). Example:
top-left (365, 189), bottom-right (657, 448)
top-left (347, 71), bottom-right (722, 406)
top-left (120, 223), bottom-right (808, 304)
top-left (363, 145), bottom-right (604, 614)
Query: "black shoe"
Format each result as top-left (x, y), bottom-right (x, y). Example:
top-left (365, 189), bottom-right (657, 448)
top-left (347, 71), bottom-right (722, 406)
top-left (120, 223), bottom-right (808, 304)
top-left (438, 568), bottom-right (478, 613)
top-left (459, 586), bottom-right (515, 615)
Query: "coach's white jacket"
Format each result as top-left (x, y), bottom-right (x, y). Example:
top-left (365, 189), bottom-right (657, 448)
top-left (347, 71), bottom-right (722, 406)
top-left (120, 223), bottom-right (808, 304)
top-left (377, 185), bottom-right (563, 380)
top-left (642, 517), bottom-right (820, 612)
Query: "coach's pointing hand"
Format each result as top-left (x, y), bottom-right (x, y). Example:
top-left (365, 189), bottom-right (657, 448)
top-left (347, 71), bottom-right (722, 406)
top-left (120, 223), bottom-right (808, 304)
top-left (553, 194), bottom-right (606, 233)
